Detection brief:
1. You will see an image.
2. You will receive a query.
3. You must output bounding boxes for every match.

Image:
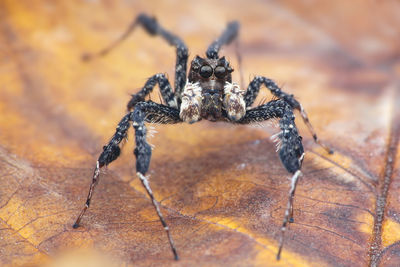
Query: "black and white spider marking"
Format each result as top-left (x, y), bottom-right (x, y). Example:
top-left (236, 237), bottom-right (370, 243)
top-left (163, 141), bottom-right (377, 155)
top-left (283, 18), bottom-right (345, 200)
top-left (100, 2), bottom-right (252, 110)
top-left (73, 14), bottom-right (333, 261)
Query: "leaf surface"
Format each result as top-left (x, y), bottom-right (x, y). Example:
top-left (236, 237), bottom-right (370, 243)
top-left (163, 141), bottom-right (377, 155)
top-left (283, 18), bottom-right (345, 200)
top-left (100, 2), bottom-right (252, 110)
top-left (0, 0), bottom-right (399, 266)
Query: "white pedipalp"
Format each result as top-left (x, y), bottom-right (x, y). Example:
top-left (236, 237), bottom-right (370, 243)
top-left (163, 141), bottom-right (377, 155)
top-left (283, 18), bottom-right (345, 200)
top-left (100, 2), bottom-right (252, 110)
top-left (179, 81), bottom-right (202, 123)
top-left (223, 82), bottom-right (246, 121)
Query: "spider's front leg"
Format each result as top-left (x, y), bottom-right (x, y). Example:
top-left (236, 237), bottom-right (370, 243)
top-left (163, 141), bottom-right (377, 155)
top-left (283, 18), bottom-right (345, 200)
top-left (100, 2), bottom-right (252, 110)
top-left (132, 102), bottom-right (181, 260)
top-left (73, 113), bottom-right (131, 229)
top-left (238, 99), bottom-right (305, 260)
top-left (73, 101), bottom-right (182, 260)
top-left (244, 76), bottom-right (333, 154)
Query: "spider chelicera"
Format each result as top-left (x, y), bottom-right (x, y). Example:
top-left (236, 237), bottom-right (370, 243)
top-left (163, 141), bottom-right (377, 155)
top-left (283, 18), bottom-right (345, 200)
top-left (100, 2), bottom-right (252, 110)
top-left (73, 14), bottom-right (333, 261)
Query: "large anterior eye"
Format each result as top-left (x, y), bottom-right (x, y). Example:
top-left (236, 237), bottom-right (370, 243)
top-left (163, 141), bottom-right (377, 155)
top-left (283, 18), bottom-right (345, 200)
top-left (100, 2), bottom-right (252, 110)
top-left (214, 66), bottom-right (226, 78)
top-left (200, 65), bottom-right (213, 78)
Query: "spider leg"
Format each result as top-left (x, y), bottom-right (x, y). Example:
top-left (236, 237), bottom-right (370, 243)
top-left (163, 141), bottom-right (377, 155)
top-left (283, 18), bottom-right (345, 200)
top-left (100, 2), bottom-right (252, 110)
top-left (276, 169), bottom-right (302, 260)
top-left (127, 73), bottom-right (177, 110)
top-left (73, 102), bottom-right (181, 260)
top-left (132, 101), bottom-right (181, 260)
top-left (244, 76), bottom-right (333, 154)
top-left (206, 21), bottom-right (239, 59)
top-left (73, 113), bottom-right (132, 228)
top-left (83, 14), bottom-right (188, 102)
top-left (234, 37), bottom-right (245, 89)
top-left (237, 99), bottom-right (305, 260)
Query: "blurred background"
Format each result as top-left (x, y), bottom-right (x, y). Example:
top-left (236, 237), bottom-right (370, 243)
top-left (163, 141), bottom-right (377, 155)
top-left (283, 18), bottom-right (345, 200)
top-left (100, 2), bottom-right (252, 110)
top-left (0, 0), bottom-right (399, 266)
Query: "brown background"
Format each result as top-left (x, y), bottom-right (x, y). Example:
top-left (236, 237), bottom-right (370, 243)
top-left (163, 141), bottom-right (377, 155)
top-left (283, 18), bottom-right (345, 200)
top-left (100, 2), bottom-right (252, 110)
top-left (0, 0), bottom-right (399, 266)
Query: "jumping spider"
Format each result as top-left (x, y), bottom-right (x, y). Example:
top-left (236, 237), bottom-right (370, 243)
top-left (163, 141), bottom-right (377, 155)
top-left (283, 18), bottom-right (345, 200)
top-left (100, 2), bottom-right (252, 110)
top-left (73, 14), bottom-right (333, 261)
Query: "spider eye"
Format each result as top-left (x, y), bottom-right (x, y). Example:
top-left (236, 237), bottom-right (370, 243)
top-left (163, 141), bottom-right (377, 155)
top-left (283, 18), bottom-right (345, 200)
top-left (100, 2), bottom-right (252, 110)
top-left (214, 66), bottom-right (226, 78)
top-left (200, 65), bottom-right (213, 78)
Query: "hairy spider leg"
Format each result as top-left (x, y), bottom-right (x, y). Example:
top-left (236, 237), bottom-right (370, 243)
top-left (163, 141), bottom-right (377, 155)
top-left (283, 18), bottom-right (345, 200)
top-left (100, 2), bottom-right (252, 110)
top-left (237, 99), bottom-right (305, 261)
top-left (238, 99), bottom-right (304, 173)
top-left (127, 73), bottom-right (177, 110)
top-left (244, 76), bottom-right (333, 154)
top-left (82, 13), bottom-right (188, 104)
top-left (206, 21), bottom-right (239, 60)
top-left (73, 113), bottom-right (131, 228)
top-left (73, 102), bottom-right (182, 260)
top-left (132, 102), bottom-right (181, 260)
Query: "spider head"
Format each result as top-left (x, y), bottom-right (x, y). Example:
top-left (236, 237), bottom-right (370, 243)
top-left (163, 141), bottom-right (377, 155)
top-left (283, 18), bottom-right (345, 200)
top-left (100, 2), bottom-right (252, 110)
top-left (187, 56), bottom-right (234, 121)
top-left (188, 56), bottom-right (233, 88)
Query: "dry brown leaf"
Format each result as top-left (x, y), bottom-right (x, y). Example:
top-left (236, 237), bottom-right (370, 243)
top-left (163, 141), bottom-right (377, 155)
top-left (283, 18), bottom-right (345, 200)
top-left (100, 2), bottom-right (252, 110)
top-left (1, 0), bottom-right (399, 266)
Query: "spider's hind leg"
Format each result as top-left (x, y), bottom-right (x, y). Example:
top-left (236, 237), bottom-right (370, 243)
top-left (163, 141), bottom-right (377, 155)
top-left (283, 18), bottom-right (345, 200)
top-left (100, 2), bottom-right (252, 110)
top-left (206, 20), bottom-right (244, 87)
top-left (206, 21), bottom-right (239, 59)
top-left (84, 13), bottom-right (188, 104)
top-left (297, 104), bottom-right (333, 154)
top-left (244, 76), bottom-right (333, 154)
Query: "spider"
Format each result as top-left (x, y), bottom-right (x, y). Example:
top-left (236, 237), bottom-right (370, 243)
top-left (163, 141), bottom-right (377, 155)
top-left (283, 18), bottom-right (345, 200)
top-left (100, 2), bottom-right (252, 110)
top-left (73, 14), bottom-right (333, 261)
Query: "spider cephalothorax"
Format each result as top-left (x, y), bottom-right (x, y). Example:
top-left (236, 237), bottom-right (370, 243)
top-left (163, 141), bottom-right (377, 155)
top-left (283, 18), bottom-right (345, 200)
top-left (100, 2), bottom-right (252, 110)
top-left (181, 55), bottom-right (245, 122)
top-left (73, 13), bottom-right (332, 261)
